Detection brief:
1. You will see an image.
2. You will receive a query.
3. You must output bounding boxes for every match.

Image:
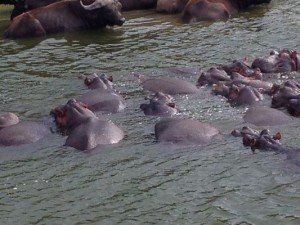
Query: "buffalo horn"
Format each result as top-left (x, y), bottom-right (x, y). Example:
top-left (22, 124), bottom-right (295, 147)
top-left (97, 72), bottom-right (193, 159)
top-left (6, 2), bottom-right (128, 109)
top-left (80, 0), bottom-right (112, 10)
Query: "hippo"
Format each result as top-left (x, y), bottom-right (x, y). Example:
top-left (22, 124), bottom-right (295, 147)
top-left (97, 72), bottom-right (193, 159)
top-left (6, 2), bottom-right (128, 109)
top-left (51, 99), bottom-right (124, 150)
top-left (140, 92), bottom-right (177, 117)
top-left (75, 90), bottom-right (126, 113)
top-left (182, 0), bottom-right (271, 23)
top-left (271, 80), bottom-right (300, 109)
top-left (287, 99), bottom-right (300, 117)
top-left (156, 0), bottom-right (188, 13)
top-left (133, 73), bottom-right (199, 95)
top-left (232, 127), bottom-right (300, 167)
top-left (213, 83), bottom-right (263, 106)
top-left (155, 118), bottom-right (219, 144)
top-left (0, 121), bottom-right (50, 146)
top-left (219, 59), bottom-right (263, 79)
top-left (252, 50), bottom-right (300, 73)
top-left (118, 0), bottom-right (157, 11)
top-left (79, 73), bottom-right (114, 91)
top-left (227, 84), bottom-right (263, 106)
top-left (76, 73), bottom-right (126, 113)
top-left (0, 112), bottom-right (19, 129)
top-left (243, 106), bottom-right (293, 126)
top-left (197, 67), bottom-right (231, 86)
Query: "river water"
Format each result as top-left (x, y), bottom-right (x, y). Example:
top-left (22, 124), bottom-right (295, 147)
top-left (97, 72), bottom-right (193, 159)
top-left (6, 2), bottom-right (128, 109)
top-left (0, 0), bottom-right (299, 224)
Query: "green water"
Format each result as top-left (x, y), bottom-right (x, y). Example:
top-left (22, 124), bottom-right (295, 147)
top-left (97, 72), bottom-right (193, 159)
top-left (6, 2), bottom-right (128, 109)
top-left (0, 1), bottom-right (299, 224)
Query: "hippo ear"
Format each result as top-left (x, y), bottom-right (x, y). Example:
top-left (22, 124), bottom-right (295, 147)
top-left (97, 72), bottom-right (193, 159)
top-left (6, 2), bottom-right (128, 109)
top-left (273, 132), bottom-right (282, 140)
top-left (108, 76), bottom-right (113, 82)
top-left (167, 103), bottom-right (176, 108)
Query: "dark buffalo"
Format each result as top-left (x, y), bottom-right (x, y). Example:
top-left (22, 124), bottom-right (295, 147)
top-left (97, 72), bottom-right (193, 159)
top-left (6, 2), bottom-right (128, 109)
top-left (2, 0), bottom-right (63, 20)
top-left (4, 0), bottom-right (125, 39)
top-left (118, 0), bottom-right (157, 11)
top-left (156, 0), bottom-right (188, 13)
top-left (182, 0), bottom-right (271, 23)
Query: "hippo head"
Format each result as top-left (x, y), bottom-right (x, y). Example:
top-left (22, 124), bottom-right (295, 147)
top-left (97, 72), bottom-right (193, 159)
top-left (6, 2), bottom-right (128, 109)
top-left (228, 85), bottom-right (263, 106)
top-left (82, 73), bottom-right (114, 90)
top-left (252, 50), bottom-right (299, 73)
top-left (271, 81), bottom-right (300, 108)
top-left (231, 126), bottom-right (282, 152)
top-left (0, 113), bottom-right (19, 129)
top-left (197, 67), bottom-right (231, 86)
top-left (80, 0), bottom-right (125, 27)
top-left (140, 92), bottom-right (177, 116)
top-left (287, 99), bottom-right (300, 117)
top-left (51, 99), bottom-right (96, 130)
top-left (221, 59), bottom-right (262, 79)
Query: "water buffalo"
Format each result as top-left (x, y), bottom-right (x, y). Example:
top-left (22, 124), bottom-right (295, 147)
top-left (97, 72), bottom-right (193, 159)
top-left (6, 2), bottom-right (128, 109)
top-left (3, 0), bottom-right (63, 20)
top-left (118, 0), bottom-right (157, 11)
top-left (51, 99), bottom-right (124, 150)
top-left (182, 0), bottom-right (271, 23)
top-left (4, 0), bottom-right (125, 39)
top-left (156, 0), bottom-right (188, 13)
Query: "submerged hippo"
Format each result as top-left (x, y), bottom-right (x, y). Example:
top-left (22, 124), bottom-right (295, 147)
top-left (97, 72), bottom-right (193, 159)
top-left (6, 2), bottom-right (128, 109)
top-left (252, 49), bottom-right (300, 73)
top-left (134, 73), bottom-right (199, 95)
top-left (220, 59), bottom-right (263, 79)
top-left (51, 99), bottom-right (124, 150)
top-left (155, 118), bottom-right (219, 144)
top-left (243, 106), bottom-right (293, 126)
top-left (76, 73), bottom-right (126, 113)
top-left (0, 121), bottom-right (50, 146)
top-left (140, 92), bottom-right (177, 117)
top-left (0, 112), bottom-right (19, 129)
top-left (232, 127), bottom-right (300, 167)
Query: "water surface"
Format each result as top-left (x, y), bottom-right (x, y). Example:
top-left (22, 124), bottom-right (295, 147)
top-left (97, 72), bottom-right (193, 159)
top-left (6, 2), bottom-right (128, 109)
top-left (0, 1), bottom-right (300, 224)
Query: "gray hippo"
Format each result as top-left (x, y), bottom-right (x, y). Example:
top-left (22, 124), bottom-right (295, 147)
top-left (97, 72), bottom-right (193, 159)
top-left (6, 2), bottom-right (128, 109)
top-left (243, 106), bottom-right (293, 126)
top-left (76, 74), bottom-right (126, 113)
top-left (51, 99), bottom-right (124, 150)
top-left (155, 118), bottom-right (219, 144)
top-left (133, 73), bottom-right (199, 95)
top-left (0, 112), bottom-right (19, 129)
top-left (213, 83), bottom-right (263, 106)
top-left (0, 116), bottom-right (50, 146)
top-left (252, 49), bottom-right (300, 73)
top-left (140, 92), bottom-right (177, 117)
top-left (232, 127), bottom-right (300, 167)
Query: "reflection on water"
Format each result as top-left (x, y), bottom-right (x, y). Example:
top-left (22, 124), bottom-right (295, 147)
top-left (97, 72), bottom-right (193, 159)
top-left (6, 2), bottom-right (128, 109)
top-left (0, 1), bottom-right (300, 224)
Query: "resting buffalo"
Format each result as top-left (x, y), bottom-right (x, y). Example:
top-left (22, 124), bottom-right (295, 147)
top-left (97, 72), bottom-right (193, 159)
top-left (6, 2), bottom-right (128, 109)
top-left (118, 0), bottom-right (157, 11)
top-left (4, 0), bottom-right (125, 39)
top-left (156, 0), bottom-right (188, 13)
top-left (1, 0), bottom-right (63, 20)
top-left (182, 0), bottom-right (271, 23)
